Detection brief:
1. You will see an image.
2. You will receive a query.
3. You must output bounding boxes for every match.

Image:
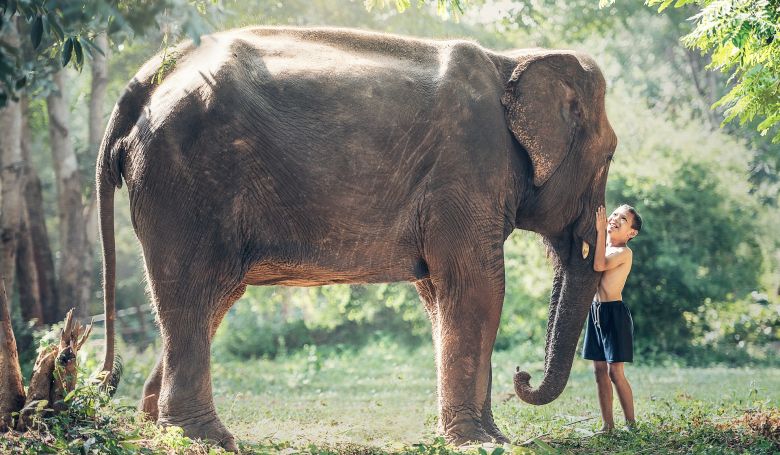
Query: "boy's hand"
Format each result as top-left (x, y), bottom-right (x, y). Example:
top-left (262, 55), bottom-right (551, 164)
top-left (596, 206), bottom-right (607, 234)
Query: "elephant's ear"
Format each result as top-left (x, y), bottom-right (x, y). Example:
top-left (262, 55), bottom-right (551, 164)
top-left (501, 53), bottom-right (584, 187)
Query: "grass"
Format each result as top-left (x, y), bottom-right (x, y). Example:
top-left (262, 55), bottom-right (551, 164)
top-left (103, 338), bottom-right (780, 454)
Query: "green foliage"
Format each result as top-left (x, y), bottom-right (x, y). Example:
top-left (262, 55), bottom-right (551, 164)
top-left (609, 162), bottom-right (764, 356)
top-left (0, 357), bottom-right (227, 453)
top-left (496, 232), bottom-right (553, 352)
top-left (212, 284), bottom-right (429, 360)
top-left (365, 0), bottom-right (465, 18)
top-left (685, 291), bottom-right (780, 363)
top-left (645, 0), bottom-right (780, 144)
top-left (0, 0), bottom-right (221, 104)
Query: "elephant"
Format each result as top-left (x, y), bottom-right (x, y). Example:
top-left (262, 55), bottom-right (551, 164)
top-left (95, 26), bottom-right (616, 450)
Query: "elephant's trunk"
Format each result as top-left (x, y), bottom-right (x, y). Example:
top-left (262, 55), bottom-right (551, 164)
top-left (514, 234), bottom-right (599, 405)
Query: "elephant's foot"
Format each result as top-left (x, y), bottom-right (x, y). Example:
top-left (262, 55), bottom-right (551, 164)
top-left (485, 426), bottom-right (510, 444)
top-left (481, 408), bottom-right (509, 444)
top-left (139, 392), bottom-right (159, 421)
top-left (446, 426), bottom-right (493, 446)
top-left (442, 407), bottom-right (493, 446)
top-left (159, 413), bottom-right (237, 452)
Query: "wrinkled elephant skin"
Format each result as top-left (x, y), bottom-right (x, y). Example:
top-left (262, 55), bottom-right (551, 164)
top-left (96, 27), bottom-right (617, 449)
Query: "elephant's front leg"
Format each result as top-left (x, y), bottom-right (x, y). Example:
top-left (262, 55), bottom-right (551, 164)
top-left (436, 293), bottom-right (503, 444)
top-left (427, 248), bottom-right (505, 445)
top-left (481, 367), bottom-right (509, 443)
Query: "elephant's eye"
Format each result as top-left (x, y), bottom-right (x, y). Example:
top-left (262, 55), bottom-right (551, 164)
top-left (606, 153), bottom-right (614, 162)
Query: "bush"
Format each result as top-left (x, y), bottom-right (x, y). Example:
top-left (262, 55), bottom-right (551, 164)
top-left (608, 162), bottom-right (765, 356)
top-left (683, 291), bottom-right (780, 365)
top-left (212, 284), bottom-right (429, 359)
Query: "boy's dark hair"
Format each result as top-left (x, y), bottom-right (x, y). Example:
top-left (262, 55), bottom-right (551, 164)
top-left (619, 204), bottom-right (643, 236)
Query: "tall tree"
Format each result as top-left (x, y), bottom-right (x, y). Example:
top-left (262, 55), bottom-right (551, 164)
top-left (47, 69), bottom-right (92, 319)
top-left (0, 20), bottom-right (24, 306)
top-left (1, 0), bottom-right (221, 325)
top-left (15, 98), bottom-right (43, 325)
top-left (85, 32), bottom-right (109, 249)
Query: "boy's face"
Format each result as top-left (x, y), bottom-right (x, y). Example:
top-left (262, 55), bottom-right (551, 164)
top-left (607, 206), bottom-right (637, 243)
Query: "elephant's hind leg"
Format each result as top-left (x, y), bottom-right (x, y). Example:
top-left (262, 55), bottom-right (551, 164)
top-left (141, 251), bottom-right (245, 452)
top-left (139, 284), bottom-right (246, 421)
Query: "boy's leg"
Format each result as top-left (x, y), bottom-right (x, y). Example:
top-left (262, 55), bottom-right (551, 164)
top-left (607, 362), bottom-right (635, 425)
top-left (593, 361), bottom-right (614, 431)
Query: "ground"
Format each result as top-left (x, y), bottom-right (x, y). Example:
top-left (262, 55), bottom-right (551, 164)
top-left (110, 339), bottom-right (780, 453)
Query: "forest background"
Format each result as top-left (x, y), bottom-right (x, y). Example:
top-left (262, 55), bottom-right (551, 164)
top-left (0, 0), bottom-right (779, 392)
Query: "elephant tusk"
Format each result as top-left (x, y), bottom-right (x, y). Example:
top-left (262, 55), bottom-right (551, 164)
top-left (581, 241), bottom-right (590, 259)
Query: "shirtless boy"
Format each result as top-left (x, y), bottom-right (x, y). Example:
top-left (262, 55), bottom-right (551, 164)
top-left (583, 204), bottom-right (643, 431)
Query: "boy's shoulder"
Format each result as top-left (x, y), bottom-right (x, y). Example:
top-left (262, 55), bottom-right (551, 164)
top-left (606, 245), bottom-right (633, 264)
top-left (607, 245), bottom-right (632, 255)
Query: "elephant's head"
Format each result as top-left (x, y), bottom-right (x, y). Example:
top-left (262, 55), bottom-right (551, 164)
top-left (500, 50), bottom-right (617, 405)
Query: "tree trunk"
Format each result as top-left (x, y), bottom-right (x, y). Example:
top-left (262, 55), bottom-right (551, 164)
top-left (16, 98), bottom-right (44, 326)
top-left (0, 275), bottom-right (25, 431)
top-left (0, 21), bottom-right (25, 308)
top-left (23, 153), bottom-right (60, 324)
top-left (15, 198), bottom-right (43, 325)
top-left (48, 70), bottom-right (92, 320)
top-left (84, 32), bottom-right (109, 250)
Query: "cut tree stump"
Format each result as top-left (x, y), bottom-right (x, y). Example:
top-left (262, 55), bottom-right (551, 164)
top-left (51, 309), bottom-right (92, 413)
top-left (0, 272), bottom-right (93, 432)
top-left (16, 309), bottom-right (92, 429)
top-left (16, 345), bottom-right (56, 430)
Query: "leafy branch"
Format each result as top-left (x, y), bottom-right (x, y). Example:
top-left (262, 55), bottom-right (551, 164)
top-left (644, 0), bottom-right (780, 142)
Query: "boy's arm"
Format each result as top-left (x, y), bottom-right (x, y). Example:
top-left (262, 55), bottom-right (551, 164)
top-left (593, 206), bottom-right (608, 272)
top-left (593, 206), bottom-right (633, 272)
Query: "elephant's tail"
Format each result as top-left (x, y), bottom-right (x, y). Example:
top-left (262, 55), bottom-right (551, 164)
top-left (96, 76), bottom-right (153, 393)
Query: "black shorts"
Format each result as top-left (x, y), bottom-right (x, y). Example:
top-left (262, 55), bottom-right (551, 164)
top-left (582, 300), bottom-right (633, 363)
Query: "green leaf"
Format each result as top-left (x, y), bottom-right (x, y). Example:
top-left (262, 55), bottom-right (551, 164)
top-left (120, 441), bottom-right (142, 450)
top-left (34, 399), bottom-right (48, 411)
top-left (655, 0), bottom-right (675, 13)
top-left (80, 36), bottom-right (105, 57)
top-left (74, 38), bottom-right (84, 68)
top-left (7, 0), bottom-right (17, 18)
top-left (533, 438), bottom-right (560, 454)
top-left (47, 14), bottom-right (64, 41)
top-left (395, 0), bottom-right (411, 12)
top-left (31, 15), bottom-right (43, 49)
top-left (61, 37), bottom-right (73, 67)
top-left (64, 387), bottom-right (77, 402)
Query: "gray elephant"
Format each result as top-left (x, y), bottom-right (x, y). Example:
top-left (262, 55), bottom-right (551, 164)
top-left (96, 26), bottom-right (616, 450)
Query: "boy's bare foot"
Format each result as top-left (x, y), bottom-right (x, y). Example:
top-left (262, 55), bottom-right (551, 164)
top-left (626, 420), bottom-right (637, 431)
top-left (598, 424), bottom-right (615, 433)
